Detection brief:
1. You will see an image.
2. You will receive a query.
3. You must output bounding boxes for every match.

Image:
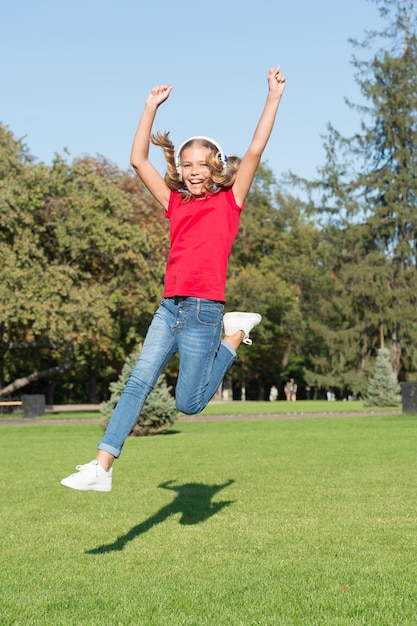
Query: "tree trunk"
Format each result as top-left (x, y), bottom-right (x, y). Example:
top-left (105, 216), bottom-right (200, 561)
top-left (0, 343), bottom-right (73, 397)
top-left (390, 324), bottom-right (401, 379)
top-left (88, 369), bottom-right (98, 403)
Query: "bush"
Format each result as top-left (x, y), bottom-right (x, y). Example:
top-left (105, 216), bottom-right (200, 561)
top-left (100, 349), bottom-right (179, 436)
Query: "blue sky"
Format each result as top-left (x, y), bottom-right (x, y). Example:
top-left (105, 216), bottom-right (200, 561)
top-left (1, 0), bottom-right (382, 182)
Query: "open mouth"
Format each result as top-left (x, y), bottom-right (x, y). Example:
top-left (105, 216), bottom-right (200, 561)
top-left (187, 180), bottom-right (206, 193)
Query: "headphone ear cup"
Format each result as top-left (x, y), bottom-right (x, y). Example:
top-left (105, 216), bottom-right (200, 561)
top-left (175, 153), bottom-right (182, 181)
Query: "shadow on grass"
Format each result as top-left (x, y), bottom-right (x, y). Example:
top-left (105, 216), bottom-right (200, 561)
top-left (86, 479), bottom-right (235, 554)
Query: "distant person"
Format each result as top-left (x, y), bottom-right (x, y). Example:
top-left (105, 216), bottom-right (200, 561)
top-left (285, 378), bottom-right (297, 402)
top-left (290, 379), bottom-right (298, 401)
top-left (61, 65), bottom-right (287, 492)
top-left (269, 385), bottom-right (278, 402)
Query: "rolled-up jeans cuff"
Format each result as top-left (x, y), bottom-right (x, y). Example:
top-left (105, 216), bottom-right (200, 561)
top-left (97, 442), bottom-right (121, 458)
top-left (221, 339), bottom-right (237, 358)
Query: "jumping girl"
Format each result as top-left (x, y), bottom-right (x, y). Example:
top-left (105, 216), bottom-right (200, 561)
top-left (61, 65), bottom-right (286, 491)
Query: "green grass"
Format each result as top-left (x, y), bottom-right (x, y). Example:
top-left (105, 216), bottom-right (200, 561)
top-left (199, 399), bottom-right (399, 416)
top-left (1, 414), bottom-right (416, 625)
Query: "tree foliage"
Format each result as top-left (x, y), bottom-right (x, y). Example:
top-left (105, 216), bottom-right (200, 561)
top-left (294, 0), bottom-right (417, 393)
top-left (0, 128), bottom-right (168, 401)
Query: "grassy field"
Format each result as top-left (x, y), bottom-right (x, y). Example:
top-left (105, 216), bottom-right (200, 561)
top-left (200, 399), bottom-right (399, 417)
top-left (1, 413), bottom-right (416, 625)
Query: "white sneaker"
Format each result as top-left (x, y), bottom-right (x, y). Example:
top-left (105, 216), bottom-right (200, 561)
top-left (223, 312), bottom-right (262, 345)
top-left (60, 460), bottom-right (112, 492)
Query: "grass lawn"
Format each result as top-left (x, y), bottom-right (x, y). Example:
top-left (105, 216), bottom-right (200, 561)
top-left (199, 399), bottom-right (399, 417)
top-left (1, 413), bottom-right (416, 625)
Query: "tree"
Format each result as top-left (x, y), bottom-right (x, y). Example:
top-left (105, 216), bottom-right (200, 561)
top-left (364, 347), bottom-right (401, 406)
top-left (298, 0), bottom-right (417, 392)
top-left (0, 126), bottom-right (76, 395)
top-left (0, 128), bottom-right (168, 402)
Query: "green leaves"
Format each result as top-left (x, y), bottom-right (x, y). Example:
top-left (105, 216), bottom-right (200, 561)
top-left (0, 129), bottom-right (168, 397)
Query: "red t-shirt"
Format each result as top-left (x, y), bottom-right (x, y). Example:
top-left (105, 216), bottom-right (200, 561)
top-left (163, 188), bottom-right (243, 302)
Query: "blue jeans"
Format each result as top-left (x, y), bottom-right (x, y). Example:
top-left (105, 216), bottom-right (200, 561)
top-left (98, 297), bottom-right (236, 457)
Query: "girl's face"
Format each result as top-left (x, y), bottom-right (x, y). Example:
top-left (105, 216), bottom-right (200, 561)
top-left (180, 145), bottom-right (212, 196)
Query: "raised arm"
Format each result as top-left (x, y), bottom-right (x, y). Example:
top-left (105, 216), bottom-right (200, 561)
top-left (232, 66), bottom-right (286, 207)
top-left (130, 84), bottom-right (173, 210)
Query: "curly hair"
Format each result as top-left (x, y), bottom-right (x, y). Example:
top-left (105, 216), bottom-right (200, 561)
top-left (151, 132), bottom-right (241, 201)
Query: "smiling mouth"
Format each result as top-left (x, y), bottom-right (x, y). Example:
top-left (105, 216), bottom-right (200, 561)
top-left (187, 180), bottom-right (207, 196)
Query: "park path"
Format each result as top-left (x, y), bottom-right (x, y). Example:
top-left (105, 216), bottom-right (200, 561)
top-left (0, 409), bottom-right (402, 426)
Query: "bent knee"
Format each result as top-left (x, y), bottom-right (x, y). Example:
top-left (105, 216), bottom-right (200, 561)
top-left (176, 398), bottom-right (205, 415)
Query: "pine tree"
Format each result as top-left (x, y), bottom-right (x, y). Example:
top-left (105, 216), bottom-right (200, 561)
top-left (364, 348), bottom-right (401, 406)
top-left (302, 0), bottom-right (417, 390)
top-left (101, 349), bottom-right (179, 436)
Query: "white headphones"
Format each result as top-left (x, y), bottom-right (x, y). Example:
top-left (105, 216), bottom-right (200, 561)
top-left (175, 136), bottom-right (227, 181)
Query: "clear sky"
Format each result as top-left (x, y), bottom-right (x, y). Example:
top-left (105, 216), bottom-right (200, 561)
top-left (1, 0), bottom-right (383, 182)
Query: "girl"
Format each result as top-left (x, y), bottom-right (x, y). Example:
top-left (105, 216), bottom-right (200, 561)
top-left (61, 65), bottom-right (286, 491)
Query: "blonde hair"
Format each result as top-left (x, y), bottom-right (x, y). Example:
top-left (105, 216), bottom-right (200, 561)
top-left (151, 131), bottom-right (240, 201)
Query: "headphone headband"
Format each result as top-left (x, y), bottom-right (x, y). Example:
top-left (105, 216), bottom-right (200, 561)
top-left (175, 136), bottom-right (227, 181)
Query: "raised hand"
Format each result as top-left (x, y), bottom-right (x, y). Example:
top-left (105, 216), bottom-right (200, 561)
top-left (146, 84), bottom-right (174, 108)
top-left (267, 65), bottom-right (286, 97)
